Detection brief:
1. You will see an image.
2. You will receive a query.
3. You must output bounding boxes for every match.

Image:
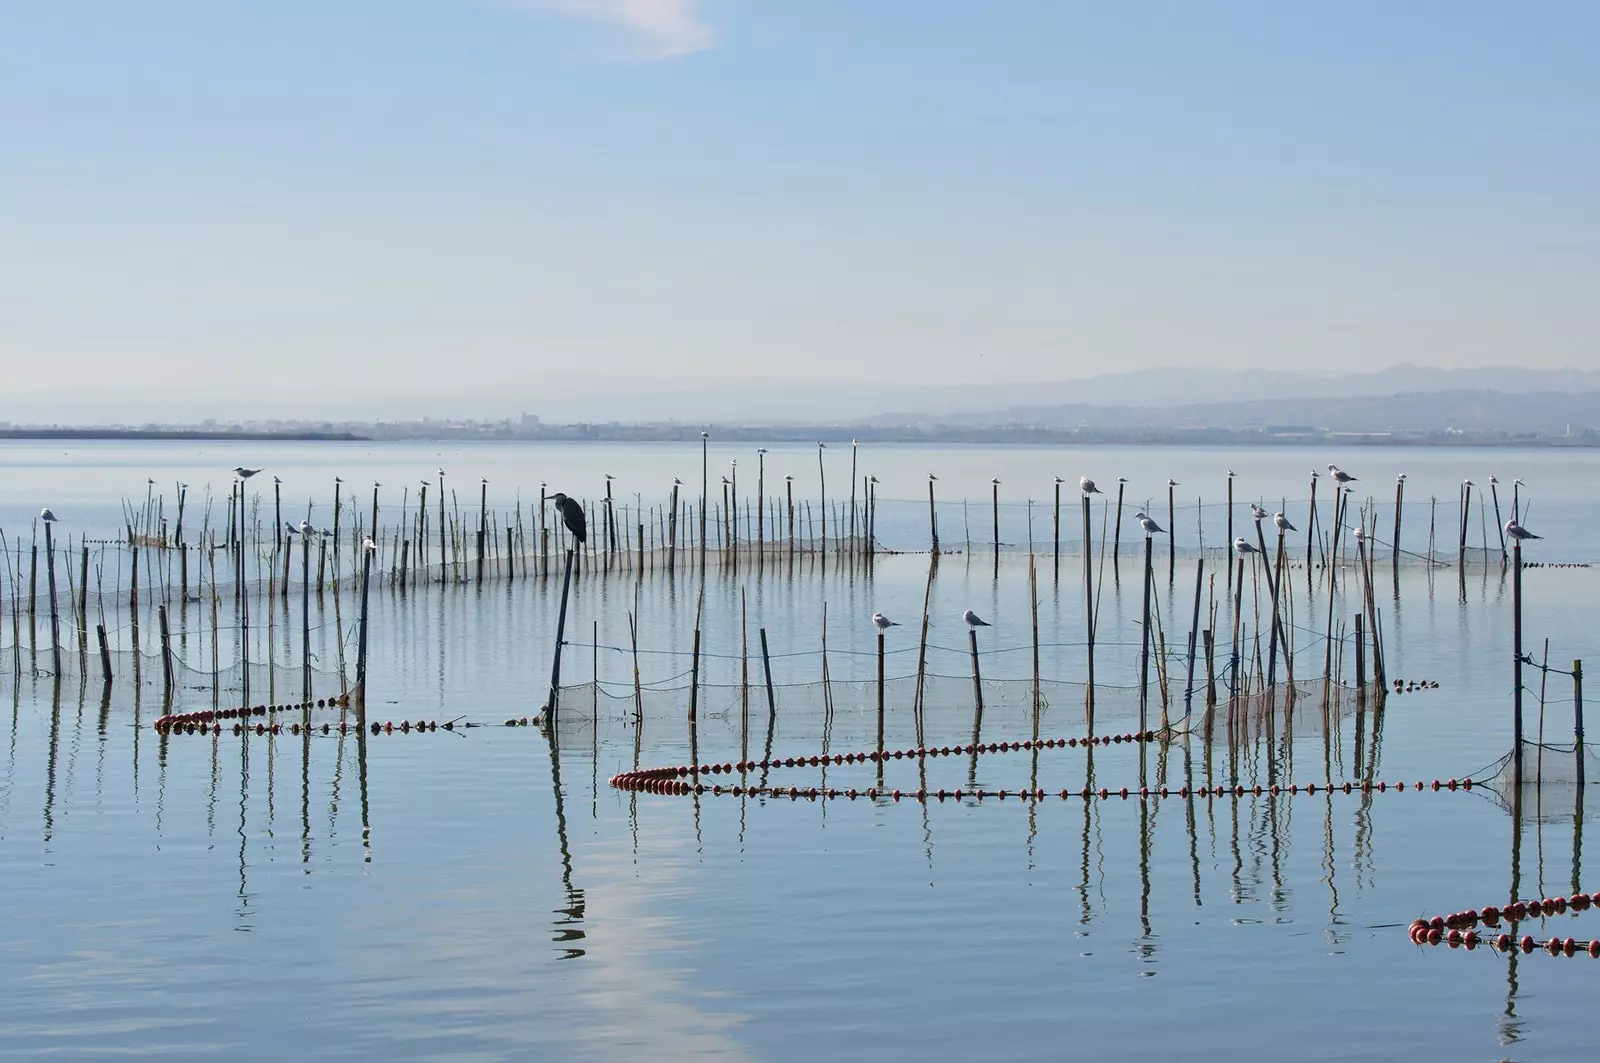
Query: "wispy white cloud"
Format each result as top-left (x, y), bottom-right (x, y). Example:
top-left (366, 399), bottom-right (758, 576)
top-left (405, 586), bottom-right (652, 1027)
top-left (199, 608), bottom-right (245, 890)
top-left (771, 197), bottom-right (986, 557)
top-left (507, 0), bottom-right (715, 60)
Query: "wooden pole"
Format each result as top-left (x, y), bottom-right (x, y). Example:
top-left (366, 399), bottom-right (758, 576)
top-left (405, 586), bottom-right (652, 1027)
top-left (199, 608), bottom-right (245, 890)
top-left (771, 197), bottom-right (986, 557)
top-left (1082, 493), bottom-right (1096, 734)
top-left (477, 478), bottom-right (488, 585)
top-left (968, 626), bottom-right (984, 742)
top-left (1184, 558), bottom-right (1205, 717)
top-left (1167, 480), bottom-right (1176, 585)
top-left (1306, 472), bottom-right (1319, 574)
top-left (849, 440), bottom-right (859, 554)
top-left (301, 530), bottom-right (312, 703)
top-left (1575, 659), bottom-right (1585, 788)
top-left (991, 479), bottom-right (1000, 580)
top-left (1266, 530), bottom-right (1286, 688)
top-left (43, 521), bottom-right (61, 676)
top-left (760, 628), bottom-right (776, 720)
top-left (688, 626), bottom-right (702, 723)
top-left (1512, 536), bottom-right (1524, 787)
top-left (877, 630), bottom-right (886, 759)
top-left (1138, 532), bottom-right (1153, 733)
top-left (1491, 479), bottom-right (1507, 564)
top-left (1354, 612), bottom-right (1365, 689)
top-left (1112, 479), bottom-right (1125, 575)
top-left (96, 622), bottom-right (112, 685)
top-left (547, 548), bottom-right (576, 725)
top-left (1053, 478), bottom-right (1061, 579)
top-left (699, 434), bottom-right (709, 580)
top-left (1226, 473), bottom-right (1234, 593)
top-left (1392, 476), bottom-right (1405, 577)
top-left (928, 477), bottom-right (939, 553)
top-left (438, 470), bottom-right (447, 579)
top-left (1459, 480), bottom-right (1472, 571)
top-left (158, 604), bottom-right (173, 695)
top-left (356, 542), bottom-right (374, 689)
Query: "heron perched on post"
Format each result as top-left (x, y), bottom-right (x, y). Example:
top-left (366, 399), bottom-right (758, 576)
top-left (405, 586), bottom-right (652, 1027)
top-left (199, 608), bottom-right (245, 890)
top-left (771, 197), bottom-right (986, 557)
top-left (550, 493), bottom-right (587, 544)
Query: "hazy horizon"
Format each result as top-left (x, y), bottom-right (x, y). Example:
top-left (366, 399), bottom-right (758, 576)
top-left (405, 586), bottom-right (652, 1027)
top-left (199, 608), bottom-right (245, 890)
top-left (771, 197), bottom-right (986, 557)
top-left (4, 3), bottom-right (1597, 411)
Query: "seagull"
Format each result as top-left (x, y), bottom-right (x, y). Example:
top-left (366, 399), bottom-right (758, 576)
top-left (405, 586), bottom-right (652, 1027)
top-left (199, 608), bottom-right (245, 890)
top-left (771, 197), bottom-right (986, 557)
top-left (1397, 473), bottom-right (1407, 482)
top-left (991, 478), bottom-right (1001, 485)
top-left (273, 476), bottom-right (281, 485)
top-left (146, 478), bottom-right (155, 485)
top-left (1079, 476), bottom-right (1100, 494)
top-left (605, 473), bottom-right (614, 481)
top-left (929, 474), bottom-right (938, 481)
top-left (673, 478), bottom-right (684, 486)
top-left (1134, 511), bottom-right (1165, 536)
top-left (872, 612), bottom-right (899, 630)
top-left (1327, 464), bottom-right (1357, 484)
top-left (1117, 477), bottom-right (1127, 483)
top-left (818, 442), bottom-right (827, 449)
top-left (1233, 537), bottom-right (1259, 556)
top-left (1352, 525), bottom-right (1366, 543)
top-left (1167, 478), bottom-right (1180, 487)
top-left (869, 475), bottom-right (879, 484)
top-left (701, 431), bottom-right (709, 439)
top-left (362, 537), bottom-right (376, 552)
top-left (1311, 470), bottom-right (1320, 480)
top-left (234, 467), bottom-right (262, 479)
top-left (373, 480), bottom-right (382, 488)
top-left (298, 519), bottom-right (315, 537)
top-left (1505, 520), bottom-right (1541, 541)
top-left (963, 609), bottom-right (991, 628)
top-left (550, 493), bottom-right (587, 544)
top-left (1489, 475), bottom-right (1499, 485)
top-left (40, 508), bottom-right (57, 522)
top-left (784, 475), bottom-right (794, 482)
top-left (1227, 469), bottom-right (1237, 478)
top-left (1274, 512), bottom-right (1296, 533)
top-left (721, 476), bottom-right (731, 486)
top-left (335, 476), bottom-right (344, 484)
top-left (757, 448), bottom-right (768, 455)
top-left (1250, 502), bottom-right (1269, 521)
top-left (285, 522), bottom-right (301, 537)
top-left (1463, 479), bottom-right (1475, 487)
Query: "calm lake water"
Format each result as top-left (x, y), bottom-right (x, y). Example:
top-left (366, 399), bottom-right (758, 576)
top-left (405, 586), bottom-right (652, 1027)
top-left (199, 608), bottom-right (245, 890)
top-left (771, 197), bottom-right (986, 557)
top-left (1, 440), bottom-right (1597, 1060)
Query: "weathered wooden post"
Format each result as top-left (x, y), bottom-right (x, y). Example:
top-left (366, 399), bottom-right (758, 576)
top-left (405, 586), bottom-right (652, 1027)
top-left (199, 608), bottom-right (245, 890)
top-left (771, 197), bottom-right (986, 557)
top-left (546, 547), bottom-right (575, 726)
top-left (928, 475), bottom-right (939, 553)
top-left (1575, 659), bottom-right (1585, 788)
top-left (1138, 530), bottom-right (1154, 734)
top-left (1082, 492), bottom-right (1096, 735)
top-left (43, 518), bottom-right (61, 676)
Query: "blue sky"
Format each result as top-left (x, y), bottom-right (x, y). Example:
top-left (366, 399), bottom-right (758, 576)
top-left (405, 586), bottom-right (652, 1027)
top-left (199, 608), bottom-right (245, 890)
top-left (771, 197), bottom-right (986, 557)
top-left (2, 1), bottom-right (1596, 415)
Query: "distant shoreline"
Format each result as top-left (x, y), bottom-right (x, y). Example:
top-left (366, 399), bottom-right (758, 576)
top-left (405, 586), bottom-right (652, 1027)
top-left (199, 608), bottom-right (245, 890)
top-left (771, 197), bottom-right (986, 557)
top-left (0, 426), bottom-right (1595, 447)
top-left (0, 429), bottom-right (369, 442)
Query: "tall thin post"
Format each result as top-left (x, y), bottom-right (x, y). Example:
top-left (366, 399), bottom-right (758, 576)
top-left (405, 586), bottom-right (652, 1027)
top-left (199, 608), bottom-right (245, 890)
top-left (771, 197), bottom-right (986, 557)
top-left (1575, 660), bottom-right (1585, 788)
top-left (849, 439), bottom-right (859, 554)
top-left (1226, 472), bottom-right (1234, 593)
top-left (43, 521), bottom-right (61, 676)
top-left (699, 433), bottom-right (709, 580)
top-left (1513, 536), bottom-right (1525, 786)
top-left (477, 478), bottom-right (488, 585)
top-left (1112, 479), bottom-right (1125, 574)
top-left (1392, 475), bottom-right (1405, 578)
top-left (1167, 479), bottom-right (1176, 584)
top-left (927, 476), bottom-right (939, 552)
top-left (547, 548), bottom-right (576, 725)
top-left (1491, 478), bottom-right (1507, 564)
top-left (1459, 480), bottom-right (1472, 571)
top-left (438, 469), bottom-right (446, 578)
top-left (1306, 472), bottom-right (1319, 574)
top-left (1052, 478), bottom-right (1061, 579)
top-left (1082, 493), bottom-right (1096, 734)
top-left (1354, 613), bottom-right (1366, 689)
top-left (356, 542), bottom-right (374, 689)
top-left (817, 442), bottom-right (827, 563)
top-left (1138, 532), bottom-right (1154, 733)
top-left (760, 628), bottom-right (776, 720)
top-left (1184, 558), bottom-right (1205, 716)
top-left (96, 623), bottom-right (112, 685)
top-left (876, 630), bottom-right (886, 759)
top-left (968, 626), bottom-right (984, 738)
top-left (301, 530), bottom-right (312, 703)
top-left (158, 604), bottom-right (173, 695)
top-left (757, 450), bottom-right (767, 556)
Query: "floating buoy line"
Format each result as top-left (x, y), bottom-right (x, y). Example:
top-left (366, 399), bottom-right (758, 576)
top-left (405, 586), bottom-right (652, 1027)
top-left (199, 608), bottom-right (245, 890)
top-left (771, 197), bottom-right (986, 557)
top-left (1409, 892), bottom-right (1600, 958)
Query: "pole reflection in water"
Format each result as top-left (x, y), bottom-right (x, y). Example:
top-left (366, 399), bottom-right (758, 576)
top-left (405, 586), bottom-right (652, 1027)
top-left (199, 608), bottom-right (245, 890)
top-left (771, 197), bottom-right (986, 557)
top-left (545, 733), bottom-right (585, 960)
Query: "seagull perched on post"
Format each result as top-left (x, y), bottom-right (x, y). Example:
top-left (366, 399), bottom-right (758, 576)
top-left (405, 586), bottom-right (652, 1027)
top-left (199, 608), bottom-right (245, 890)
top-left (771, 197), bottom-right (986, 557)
top-left (362, 537), bottom-right (376, 552)
top-left (1134, 511), bottom-right (1164, 536)
top-left (1167, 478), bottom-right (1179, 488)
top-left (673, 478), bottom-right (683, 486)
top-left (991, 477), bottom-right (1001, 486)
top-left (1250, 502), bottom-right (1269, 522)
top-left (40, 507), bottom-right (57, 522)
top-left (963, 609), bottom-right (990, 628)
top-left (1079, 476), bottom-right (1100, 494)
top-left (1233, 537), bottom-right (1259, 557)
top-left (297, 519), bottom-right (315, 537)
top-left (1327, 464), bottom-right (1357, 484)
top-left (1274, 512), bottom-right (1296, 533)
top-left (872, 612), bottom-right (899, 630)
top-left (1505, 520), bottom-right (1541, 541)
top-left (234, 467), bottom-right (262, 479)
top-left (549, 493), bottom-right (587, 544)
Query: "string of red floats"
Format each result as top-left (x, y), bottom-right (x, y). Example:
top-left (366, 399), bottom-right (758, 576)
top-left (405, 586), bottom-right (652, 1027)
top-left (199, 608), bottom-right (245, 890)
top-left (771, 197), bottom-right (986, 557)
top-left (154, 696), bottom-right (350, 733)
top-left (1409, 892), bottom-right (1600, 957)
top-left (609, 733), bottom-right (1477, 800)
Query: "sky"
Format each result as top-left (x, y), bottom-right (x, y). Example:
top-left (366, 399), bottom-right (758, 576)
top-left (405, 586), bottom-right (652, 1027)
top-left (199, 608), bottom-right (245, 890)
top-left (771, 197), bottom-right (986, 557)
top-left (2, 1), bottom-right (1597, 420)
